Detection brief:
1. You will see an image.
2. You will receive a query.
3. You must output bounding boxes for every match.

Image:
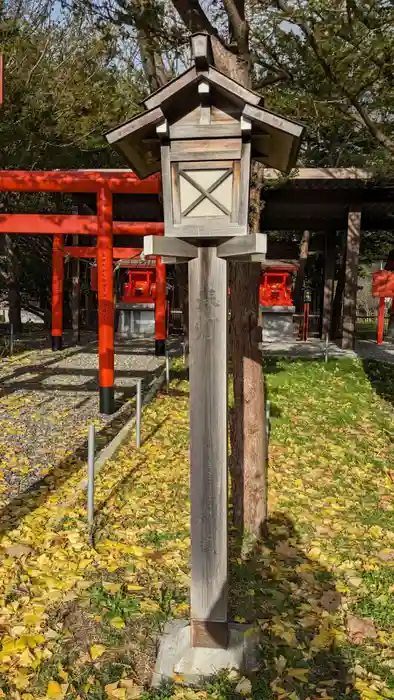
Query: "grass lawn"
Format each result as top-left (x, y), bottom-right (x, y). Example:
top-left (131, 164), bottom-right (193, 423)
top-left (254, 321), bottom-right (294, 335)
top-left (0, 356), bottom-right (394, 699)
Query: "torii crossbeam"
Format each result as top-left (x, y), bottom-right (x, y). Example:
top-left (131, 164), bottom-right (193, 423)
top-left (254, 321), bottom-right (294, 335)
top-left (0, 170), bottom-right (164, 415)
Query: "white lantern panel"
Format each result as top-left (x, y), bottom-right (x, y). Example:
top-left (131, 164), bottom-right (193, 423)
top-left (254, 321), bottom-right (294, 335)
top-left (179, 168), bottom-right (233, 219)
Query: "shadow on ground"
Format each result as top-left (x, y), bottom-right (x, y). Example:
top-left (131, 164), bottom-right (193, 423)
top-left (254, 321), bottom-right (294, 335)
top-left (228, 514), bottom-right (358, 699)
top-left (145, 515), bottom-right (359, 699)
top-left (363, 359), bottom-right (394, 408)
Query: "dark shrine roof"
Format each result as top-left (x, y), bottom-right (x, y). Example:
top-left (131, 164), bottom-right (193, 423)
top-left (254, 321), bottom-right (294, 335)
top-left (75, 168), bottom-right (394, 233)
top-left (261, 168), bottom-right (394, 232)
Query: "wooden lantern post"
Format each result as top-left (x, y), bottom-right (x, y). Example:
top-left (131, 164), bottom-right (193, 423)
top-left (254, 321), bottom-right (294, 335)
top-left (106, 32), bottom-right (304, 663)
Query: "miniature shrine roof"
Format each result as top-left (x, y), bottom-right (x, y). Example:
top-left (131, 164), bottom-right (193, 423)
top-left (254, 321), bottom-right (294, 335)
top-left (105, 34), bottom-right (304, 178)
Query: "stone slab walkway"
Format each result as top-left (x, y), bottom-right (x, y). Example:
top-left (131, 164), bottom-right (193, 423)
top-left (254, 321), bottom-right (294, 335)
top-left (261, 338), bottom-right (394, 364)
top-left (0, 337), bottom-right (165, 505)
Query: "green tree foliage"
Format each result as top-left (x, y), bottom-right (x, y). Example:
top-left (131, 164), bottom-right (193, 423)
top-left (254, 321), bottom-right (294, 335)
top-left (252, 0), bottom-right (394, 171)
top-left (0, 1), bottom-right (144, 313)
top-left (0, 6), bottom-right (143, 168)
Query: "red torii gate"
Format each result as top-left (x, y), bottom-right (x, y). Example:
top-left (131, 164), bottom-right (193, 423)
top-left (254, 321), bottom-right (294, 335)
top-left (0, 170), bottom-right (165, 414)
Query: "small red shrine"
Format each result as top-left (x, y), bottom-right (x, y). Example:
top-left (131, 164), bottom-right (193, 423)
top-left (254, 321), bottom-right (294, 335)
top-left (372, 269), bottom-right (394, 344)
top-left (117, 259), bottom-right (164, 340)
top-left (260, 263), bottom-right (298, 343)
top-left (260, 264), bottom-right (297, 307)
top-left (372, 270), bottom-right (394, 298)
top-left (121, 266), bottom-right (157, 305)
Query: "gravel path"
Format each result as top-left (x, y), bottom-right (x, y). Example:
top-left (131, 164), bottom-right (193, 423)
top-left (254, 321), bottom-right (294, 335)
top-left (0, 337), bottom-right (165, 505)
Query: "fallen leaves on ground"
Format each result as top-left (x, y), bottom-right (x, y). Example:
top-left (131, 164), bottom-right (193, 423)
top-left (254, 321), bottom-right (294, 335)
top-left (0, 365), bottom-right (190, 698)
top-left (0, 355), bottom-right (393, 699)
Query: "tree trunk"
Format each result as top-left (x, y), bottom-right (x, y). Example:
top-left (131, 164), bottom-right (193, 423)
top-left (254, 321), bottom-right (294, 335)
top-left (142, 0), bottom-right (266, 539)
top-left (5, 235), bottom-right (22, 333)
top-left (293, 230), bottom-right (310, 312)
top-left (321, 232), bottom-right (337, 339)
top-left (229, 162), bottom-right (266, 539)
top-left (331, 234), bottom-right (346, 340)
top-left (342, 206), bottom-right (361, 350)
top-left (211, 36), bottom-right (266, 540)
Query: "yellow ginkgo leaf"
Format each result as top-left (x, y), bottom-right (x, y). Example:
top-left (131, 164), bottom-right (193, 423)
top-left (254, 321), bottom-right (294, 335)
top-left (46, 681), bottom-right (63, 697)
top-left (90, 644), bottom-right (106, 661)
top-left (105, 682), bottom-right (119, 694)
top-left (123, 546), bottom-right (146, 558)
top-left (110, 690), bottom-right (126, 699)
top-left (102, 582), bottom-right (122, 594)
top-left (18, 647), bottom-right (36, 667)
top-left (12, 671), bottom-right (30, 690)
top-left (287, 668), bottom-right (309, 683)
top-left (110, 616), bottom-right (125, 630)
top-left (310, 629), bottom-right (333, 651)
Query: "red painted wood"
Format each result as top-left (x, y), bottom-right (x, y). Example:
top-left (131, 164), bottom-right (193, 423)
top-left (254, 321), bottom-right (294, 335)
top-left (155, 255), bottom-right (166, 341)
top-left (65, 246), bottom-right (96, 257)
top-left (372, 270), bottom-right (394, 298)
top-left (0, 214), bottom-right (164, 236)
top-left (0, 171), bottom-right (160, 193)
top-left (377, 297), bottom-right (385, 345)
top-left (64, 246), bottom-right (144, 259)
top-left (52, 234), bottom-right (64, 338)
top-left (0, 214), bottom-right (97, 235)
top-left (114, 222), bottom-right (164, 235)
top-left (97, 187), bottom-right (114, 390)
top-left (260, 268), bottom-right (294, 307)
top-left (90, 266), bottom-right (98, 292)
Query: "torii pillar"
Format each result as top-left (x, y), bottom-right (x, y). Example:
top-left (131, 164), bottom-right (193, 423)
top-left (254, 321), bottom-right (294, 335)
top-left (52, 234), bottom-right (64, 351)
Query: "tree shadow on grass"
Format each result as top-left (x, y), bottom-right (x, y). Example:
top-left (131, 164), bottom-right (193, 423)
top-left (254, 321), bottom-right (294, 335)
top-left (362, 359), bottom-right (394, 410)
top-left (229, 514), bottom-right (359, 699)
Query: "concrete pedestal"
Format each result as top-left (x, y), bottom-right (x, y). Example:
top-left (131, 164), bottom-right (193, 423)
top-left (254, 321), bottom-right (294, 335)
top-left (152, 620), bottom-right (259, 687)
top-left (116, 303), bottom-right (155, 338)
top-left (261, 306), bottom-right (295, 343)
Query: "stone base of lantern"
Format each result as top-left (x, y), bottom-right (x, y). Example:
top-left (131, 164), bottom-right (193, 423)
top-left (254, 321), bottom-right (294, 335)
top-left (151, 620), bottom-right (259, 687)
top-left (261, 305), bottom-right (295, 342)
top-left (116, 303), bottom-right (155, 338)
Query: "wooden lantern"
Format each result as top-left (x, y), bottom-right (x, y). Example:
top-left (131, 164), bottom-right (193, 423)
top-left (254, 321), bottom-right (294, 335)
top-left (106, 33), bottom-right (303, 244)
top-left (105, 32), bottom-right (304, 671)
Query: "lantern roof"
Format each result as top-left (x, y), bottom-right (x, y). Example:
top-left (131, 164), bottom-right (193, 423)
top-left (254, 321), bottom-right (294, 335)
top-left (105, 34), bottom-right (304, 179)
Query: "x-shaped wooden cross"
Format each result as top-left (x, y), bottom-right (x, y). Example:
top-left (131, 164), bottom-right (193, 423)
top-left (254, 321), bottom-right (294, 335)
top-left (179, 168), bottom-right (232, 217)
